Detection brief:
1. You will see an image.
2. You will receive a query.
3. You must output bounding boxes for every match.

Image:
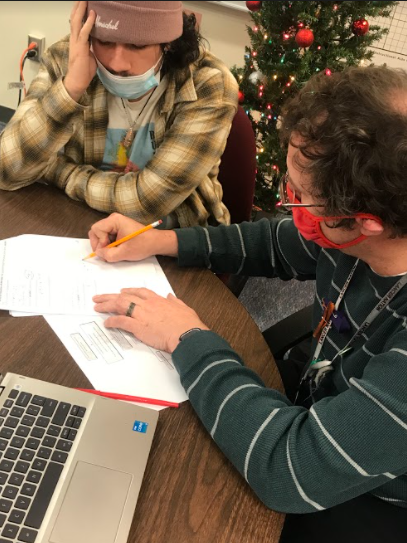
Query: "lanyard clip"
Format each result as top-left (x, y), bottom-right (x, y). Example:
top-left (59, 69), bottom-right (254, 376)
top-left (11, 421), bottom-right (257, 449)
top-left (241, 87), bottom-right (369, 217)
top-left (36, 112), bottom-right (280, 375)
top-left (313, 299), bottom-right (335, 340)
top-left (304, 358), bottom-right (332, 379)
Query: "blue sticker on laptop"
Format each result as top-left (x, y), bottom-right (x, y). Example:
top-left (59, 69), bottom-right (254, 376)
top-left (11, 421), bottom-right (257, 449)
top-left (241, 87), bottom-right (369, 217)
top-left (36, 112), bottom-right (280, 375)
top-left (133, 420), bottom-right (148, 433)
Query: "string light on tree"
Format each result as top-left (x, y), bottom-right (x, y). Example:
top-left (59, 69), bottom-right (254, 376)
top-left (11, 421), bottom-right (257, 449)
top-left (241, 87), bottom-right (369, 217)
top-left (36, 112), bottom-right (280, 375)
top-left (232, 0), bottom-right (396, 213)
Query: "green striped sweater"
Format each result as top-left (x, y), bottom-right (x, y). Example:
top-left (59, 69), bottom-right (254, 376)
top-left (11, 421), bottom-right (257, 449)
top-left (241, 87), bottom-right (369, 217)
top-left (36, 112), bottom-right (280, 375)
top-left (172, 217), bottom-right (407, 513)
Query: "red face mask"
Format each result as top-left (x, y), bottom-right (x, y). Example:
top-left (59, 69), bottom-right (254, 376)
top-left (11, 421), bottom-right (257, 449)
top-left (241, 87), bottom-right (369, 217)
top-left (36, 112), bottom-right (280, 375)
top-left (286, 185), bottom-right (381, 250)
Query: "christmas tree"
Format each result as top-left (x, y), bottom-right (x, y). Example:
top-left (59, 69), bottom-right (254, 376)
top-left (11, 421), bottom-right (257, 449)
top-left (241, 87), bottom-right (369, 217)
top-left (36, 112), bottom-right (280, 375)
top-left (232, 1), bottom-right (397, 213)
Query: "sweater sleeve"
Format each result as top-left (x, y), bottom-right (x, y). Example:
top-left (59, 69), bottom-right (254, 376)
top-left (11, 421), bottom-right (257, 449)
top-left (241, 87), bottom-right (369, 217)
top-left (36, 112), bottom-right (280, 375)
top-left (175, 217), bottom-right (320, 279)
top-left (0, 46), bottom-right (88, 190)
top-left (172, 329), bottom-right (407, 513)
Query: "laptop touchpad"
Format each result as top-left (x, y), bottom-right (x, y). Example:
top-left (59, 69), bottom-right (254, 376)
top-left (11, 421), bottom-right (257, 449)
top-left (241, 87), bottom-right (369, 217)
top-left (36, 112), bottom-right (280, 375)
top-left (50, 461), bottom-right (132, 543)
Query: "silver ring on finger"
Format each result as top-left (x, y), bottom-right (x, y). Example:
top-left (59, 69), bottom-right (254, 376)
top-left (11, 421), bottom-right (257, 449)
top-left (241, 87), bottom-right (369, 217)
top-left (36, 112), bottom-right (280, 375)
top-left (125, 301), bottom-right (136, 318)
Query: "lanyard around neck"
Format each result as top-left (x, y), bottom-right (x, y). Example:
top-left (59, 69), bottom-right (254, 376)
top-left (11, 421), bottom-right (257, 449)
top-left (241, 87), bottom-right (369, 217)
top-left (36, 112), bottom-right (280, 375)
top-left (312, 260), bottom-right (359, 362)
top-left (312, 260), bottom-right (407, 363)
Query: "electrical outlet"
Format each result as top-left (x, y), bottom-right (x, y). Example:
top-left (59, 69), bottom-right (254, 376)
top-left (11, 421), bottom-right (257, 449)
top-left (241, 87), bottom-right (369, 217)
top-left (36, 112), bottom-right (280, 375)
top-left (8, 82), bottom-right (25, 90)
top-left (27, 35), bottom-right (45, 62)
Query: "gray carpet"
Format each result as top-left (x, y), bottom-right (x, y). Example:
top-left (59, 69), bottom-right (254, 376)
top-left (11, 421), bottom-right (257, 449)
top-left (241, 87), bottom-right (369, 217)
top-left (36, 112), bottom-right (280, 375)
top-left (238, 210), bottom-right (316, 332)
top-left (239, 276), bottom-right (315, 332)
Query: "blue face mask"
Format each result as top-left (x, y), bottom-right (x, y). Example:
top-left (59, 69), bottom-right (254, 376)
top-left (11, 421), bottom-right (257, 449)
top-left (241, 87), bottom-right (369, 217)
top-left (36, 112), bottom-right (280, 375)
top-left (95, 55), bottom-right (162, 100)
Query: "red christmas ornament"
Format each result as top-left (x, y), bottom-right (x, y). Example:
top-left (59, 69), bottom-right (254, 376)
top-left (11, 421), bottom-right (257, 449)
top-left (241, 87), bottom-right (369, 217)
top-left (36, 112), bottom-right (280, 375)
top-left (352, 18), bottom-right (369, 36)
top-left (238, 90), bottom-right (245, 104)
top-left (246, 1), bottom-right (262, 12)
top-left (295, 28), bottom-right (314, 48)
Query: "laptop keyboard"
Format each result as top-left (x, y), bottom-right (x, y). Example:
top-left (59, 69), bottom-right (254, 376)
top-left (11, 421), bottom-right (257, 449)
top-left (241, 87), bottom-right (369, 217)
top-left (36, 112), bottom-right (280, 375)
top-left (0, 389), bottom-right (86, 542)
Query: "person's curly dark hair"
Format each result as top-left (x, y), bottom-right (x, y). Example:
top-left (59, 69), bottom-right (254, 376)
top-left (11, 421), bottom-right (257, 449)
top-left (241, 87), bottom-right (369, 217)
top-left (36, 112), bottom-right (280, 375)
top-left (161, 12), bottom-right (205, 82)
top-left (280, 66), bottom-right (407, 237)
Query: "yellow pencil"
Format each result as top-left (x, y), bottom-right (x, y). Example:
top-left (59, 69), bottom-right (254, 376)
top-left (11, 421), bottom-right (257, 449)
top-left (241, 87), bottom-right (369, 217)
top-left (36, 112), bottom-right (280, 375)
top-left (83, 219), bottom-right (163, 260)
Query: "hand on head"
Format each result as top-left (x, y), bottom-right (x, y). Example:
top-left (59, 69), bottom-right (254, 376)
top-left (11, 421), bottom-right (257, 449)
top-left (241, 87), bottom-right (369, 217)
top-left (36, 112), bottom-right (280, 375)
top-left (64, 1), bottom-right (97, 101)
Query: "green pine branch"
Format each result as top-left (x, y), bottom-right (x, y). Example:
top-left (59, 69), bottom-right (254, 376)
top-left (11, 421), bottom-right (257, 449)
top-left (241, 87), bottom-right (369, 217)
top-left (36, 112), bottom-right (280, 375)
top-left (231, 0), bottom-right (398, 212)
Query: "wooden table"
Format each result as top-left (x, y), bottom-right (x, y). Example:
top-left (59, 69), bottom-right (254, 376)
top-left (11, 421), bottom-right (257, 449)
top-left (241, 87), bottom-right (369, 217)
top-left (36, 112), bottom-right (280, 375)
top-left (0, 184), bottom-right (285, 543)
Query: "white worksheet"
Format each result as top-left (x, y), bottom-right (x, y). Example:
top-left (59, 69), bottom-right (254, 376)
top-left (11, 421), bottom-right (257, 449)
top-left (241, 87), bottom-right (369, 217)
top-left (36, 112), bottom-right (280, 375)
top-left (0, 235), bottom-right (168, 315)
top-left (2, 234), bottom-right (187, 406)
top-left (44, 313), bottom-right (188, 406)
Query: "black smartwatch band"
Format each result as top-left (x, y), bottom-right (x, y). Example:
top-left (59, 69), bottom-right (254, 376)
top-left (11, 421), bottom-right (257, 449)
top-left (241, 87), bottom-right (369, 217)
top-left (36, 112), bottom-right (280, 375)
top-left (179, 328), bottom-right (203, 342)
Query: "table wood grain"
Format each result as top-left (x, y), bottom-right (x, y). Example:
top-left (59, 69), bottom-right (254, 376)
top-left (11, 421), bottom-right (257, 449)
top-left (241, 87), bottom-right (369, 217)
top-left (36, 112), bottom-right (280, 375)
top-left (0, 184), bottom-right (285, 543)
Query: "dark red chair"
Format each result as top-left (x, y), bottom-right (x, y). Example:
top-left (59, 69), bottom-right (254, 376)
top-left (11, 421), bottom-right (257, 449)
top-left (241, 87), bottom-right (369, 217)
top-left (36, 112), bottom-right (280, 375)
top-left (217, 106), bottom-right (257, 295)
top-left (218, 106), bottom-right (257, 224)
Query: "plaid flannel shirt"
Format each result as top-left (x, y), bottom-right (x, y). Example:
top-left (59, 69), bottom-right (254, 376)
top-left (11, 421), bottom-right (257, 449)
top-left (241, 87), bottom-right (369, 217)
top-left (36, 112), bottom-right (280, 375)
top-left (0, 36), bottom-right (238, 227)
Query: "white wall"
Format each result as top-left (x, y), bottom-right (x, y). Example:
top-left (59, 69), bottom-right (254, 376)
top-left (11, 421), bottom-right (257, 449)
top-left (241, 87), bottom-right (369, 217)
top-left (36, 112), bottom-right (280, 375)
top-left (0, 0), bottom-right (250, 111)
top-left (0, 2), bottom-right (71, 110)
top-left (184, 1), bottom-right (251, 68)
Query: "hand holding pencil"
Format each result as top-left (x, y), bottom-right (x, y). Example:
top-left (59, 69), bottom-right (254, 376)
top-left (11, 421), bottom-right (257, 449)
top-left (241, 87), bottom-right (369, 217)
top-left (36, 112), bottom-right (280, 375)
top-left (87, 213), bottom-right (179, 263)
top-left (89, 212), bottom-right (207, 354)
top-left (84, 219), bottom-right (162, 260)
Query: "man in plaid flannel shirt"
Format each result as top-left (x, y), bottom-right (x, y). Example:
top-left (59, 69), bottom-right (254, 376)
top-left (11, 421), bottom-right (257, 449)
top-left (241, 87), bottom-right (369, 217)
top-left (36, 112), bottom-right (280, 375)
top-left (0, 1), bottom-right (238, 228)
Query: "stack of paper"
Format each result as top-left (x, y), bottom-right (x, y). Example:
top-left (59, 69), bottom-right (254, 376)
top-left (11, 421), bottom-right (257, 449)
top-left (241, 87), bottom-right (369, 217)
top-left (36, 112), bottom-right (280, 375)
top-left (0, 235), bottom-right (188, 408)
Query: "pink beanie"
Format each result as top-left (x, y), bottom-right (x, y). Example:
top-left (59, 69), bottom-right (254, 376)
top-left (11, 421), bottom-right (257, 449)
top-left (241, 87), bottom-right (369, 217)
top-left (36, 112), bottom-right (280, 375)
top-left (88, 1), bottom-right (183, 46)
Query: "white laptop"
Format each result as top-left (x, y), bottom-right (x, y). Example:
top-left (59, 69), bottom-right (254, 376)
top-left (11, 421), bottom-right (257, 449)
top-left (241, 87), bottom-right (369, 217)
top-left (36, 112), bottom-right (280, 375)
top-left (0, 373), bottom-right (158, 543)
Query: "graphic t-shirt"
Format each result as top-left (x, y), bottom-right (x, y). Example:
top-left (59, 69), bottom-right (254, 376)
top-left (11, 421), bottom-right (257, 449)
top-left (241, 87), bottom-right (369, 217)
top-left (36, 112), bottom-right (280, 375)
top-left (101, 75), bottom-right (168, 173)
